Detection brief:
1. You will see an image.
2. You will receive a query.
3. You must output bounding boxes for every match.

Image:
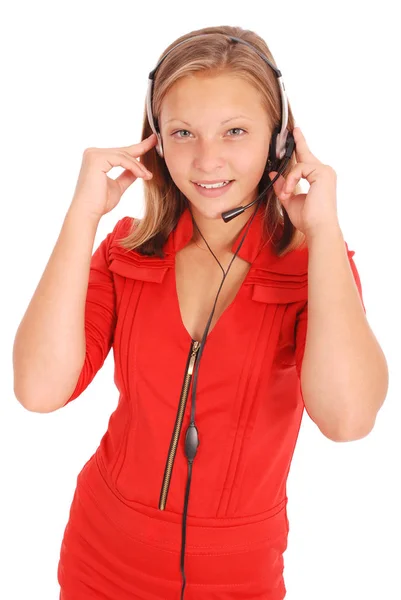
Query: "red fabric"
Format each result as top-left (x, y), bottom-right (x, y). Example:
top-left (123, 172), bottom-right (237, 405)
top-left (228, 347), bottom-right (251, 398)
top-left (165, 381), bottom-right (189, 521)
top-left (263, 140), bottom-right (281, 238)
top-left (57, 203), bottom-right (365, 598)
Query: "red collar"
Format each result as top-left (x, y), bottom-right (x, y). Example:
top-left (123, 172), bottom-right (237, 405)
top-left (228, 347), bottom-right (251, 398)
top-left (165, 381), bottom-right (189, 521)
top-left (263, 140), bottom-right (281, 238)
top-left (107, 206), bottom-right (331, 308)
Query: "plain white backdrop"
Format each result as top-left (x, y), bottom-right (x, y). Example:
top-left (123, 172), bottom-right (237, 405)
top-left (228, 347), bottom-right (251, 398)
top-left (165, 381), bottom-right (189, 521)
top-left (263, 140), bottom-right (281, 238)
top-left (2, 1), bottom-right (399, 598)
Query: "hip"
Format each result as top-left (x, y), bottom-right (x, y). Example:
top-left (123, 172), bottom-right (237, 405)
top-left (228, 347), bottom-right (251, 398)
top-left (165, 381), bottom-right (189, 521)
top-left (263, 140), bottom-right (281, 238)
top-left (58, 452), bottom-right (288, 599)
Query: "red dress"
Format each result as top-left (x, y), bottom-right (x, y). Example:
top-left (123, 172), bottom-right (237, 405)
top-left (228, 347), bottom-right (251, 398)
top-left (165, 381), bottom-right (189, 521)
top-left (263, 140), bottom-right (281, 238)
top-left (57, 203), bottom-right (365, 599)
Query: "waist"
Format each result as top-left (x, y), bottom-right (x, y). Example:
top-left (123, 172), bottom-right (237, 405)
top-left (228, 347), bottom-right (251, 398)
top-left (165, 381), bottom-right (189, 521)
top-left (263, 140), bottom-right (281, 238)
top-left (77, 451), bottom-right (289, 555)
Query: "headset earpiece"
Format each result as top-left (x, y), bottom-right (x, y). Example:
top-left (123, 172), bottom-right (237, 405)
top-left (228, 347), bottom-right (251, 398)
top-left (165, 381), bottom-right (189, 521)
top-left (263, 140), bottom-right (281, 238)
top-left (267, 124), bottom-right (281, 173)
top-left (155, 131), bottom-right (164, 158)
top-left (156, 130), bottom-right (163, 157)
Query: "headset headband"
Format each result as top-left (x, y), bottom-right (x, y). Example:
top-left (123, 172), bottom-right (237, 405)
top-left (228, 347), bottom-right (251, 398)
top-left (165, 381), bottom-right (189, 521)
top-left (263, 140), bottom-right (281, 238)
top-left (145, 34), bottom-right (289, 163)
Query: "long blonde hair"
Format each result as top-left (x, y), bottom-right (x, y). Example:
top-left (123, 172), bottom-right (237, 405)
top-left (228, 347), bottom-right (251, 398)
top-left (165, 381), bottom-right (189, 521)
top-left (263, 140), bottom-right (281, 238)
top-left (118, 25), bottom-right (305, 258)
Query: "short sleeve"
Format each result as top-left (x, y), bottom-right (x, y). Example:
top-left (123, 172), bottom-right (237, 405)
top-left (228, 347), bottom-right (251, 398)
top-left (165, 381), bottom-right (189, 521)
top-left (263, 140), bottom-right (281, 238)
top-left (63, 220), bottom-right (123, 406)
top-left (294, 244), bottom-right (366, 380)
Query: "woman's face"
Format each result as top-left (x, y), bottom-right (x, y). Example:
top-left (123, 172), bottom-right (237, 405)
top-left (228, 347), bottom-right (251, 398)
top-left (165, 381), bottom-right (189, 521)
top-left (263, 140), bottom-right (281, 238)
top-left (158, 72), bottom-right (272, 220)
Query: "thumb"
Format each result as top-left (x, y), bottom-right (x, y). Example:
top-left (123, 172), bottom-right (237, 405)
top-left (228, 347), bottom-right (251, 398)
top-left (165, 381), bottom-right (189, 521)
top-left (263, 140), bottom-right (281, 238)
top-left (115, 169), bottom-right (137, 194)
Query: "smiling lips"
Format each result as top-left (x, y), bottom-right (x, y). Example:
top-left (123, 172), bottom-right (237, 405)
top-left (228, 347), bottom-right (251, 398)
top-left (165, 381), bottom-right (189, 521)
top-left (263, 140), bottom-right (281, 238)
top-left (191, 180), bottom-right (235, 197)
top-left (195, 182), bottom-right (231, 189)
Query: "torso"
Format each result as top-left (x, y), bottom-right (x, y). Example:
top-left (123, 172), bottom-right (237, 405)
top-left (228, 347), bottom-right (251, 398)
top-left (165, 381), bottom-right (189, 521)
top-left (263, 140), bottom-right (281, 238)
top-left (175, 242), bottom-right (251, 342)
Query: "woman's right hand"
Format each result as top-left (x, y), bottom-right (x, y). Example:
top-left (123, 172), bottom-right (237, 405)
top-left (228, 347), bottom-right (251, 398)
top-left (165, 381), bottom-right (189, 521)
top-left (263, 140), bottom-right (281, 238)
top-left (70, 133), bottom-right (158, 219)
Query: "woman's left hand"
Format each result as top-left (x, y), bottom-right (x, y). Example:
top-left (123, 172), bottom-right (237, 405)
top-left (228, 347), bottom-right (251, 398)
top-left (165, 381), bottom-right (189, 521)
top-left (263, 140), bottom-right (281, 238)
top-left (268, 127), bottom-right (341, 239)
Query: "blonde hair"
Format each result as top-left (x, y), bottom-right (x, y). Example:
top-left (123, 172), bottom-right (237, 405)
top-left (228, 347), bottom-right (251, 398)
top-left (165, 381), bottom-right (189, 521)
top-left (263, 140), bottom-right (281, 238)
top-left (118, 25), bottom-right (305, 257)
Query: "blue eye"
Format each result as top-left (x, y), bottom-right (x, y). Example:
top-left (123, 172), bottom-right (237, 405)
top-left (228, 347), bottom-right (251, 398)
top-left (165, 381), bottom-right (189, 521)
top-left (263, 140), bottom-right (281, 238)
top-left (228, 128), bottom-right (246, 136)
top-left (172, 128), bottom-right (246, 138)
top-left (173, 129), bottom-right (191, 138)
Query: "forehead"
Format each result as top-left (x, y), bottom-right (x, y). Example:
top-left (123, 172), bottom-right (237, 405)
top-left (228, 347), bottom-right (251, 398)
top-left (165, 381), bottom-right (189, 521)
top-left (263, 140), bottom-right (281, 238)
top-left (159, 73), bottom-right (266, 125)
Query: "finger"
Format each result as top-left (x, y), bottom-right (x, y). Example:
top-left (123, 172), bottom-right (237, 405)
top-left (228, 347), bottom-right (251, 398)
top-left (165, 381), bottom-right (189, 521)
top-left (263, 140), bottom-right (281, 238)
top-left (268, 171), bottom-right (287, 196)
top-left (269, 167), bottom-right (301, 200)
top-left (117, 152), bottom-right (152, 179)
top-left (293, 127), bottom-right (320, 164)
top-left (120, 151), bottom-right (152, 178)
top-left (125, 133), bottom-right (158, 155)
top-left (280, 162), bottom-right (318, 198)
top-left (115, 169), bottom-right (137, 195)
top-left (280, 164), bottom-right (304, 198)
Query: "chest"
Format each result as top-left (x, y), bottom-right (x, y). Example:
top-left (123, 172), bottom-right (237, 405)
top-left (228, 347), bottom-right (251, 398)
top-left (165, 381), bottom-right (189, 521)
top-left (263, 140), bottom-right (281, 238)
top-left (174, 245), bottom-right (252, 342)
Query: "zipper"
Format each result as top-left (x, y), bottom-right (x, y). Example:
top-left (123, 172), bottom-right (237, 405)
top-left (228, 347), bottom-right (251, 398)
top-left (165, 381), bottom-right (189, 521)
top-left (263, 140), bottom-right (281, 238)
top-left (158, 339), bottom-right (201, 511)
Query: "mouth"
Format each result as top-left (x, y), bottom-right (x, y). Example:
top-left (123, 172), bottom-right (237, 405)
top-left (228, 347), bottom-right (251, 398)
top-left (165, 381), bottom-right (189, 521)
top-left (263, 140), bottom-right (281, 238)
top-left (191, 180), bottom-right (235, 197)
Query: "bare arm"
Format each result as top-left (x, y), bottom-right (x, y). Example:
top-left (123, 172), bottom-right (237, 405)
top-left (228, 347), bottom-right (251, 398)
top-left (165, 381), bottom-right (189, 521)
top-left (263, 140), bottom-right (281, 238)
top-left (13, 204), bottom-right (102, 412)
top-left (13, 135), bottom-right (157, 413)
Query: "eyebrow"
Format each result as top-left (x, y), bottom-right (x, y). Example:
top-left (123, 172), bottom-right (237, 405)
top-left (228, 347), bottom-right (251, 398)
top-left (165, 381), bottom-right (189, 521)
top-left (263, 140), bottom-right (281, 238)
top-left (165, 115), bottom-right (254, 126)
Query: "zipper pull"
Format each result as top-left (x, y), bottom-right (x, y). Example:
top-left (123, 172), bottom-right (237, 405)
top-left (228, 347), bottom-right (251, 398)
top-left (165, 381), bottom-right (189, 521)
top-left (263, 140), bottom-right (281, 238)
top-left (188, 341), bottom-right (200, 375)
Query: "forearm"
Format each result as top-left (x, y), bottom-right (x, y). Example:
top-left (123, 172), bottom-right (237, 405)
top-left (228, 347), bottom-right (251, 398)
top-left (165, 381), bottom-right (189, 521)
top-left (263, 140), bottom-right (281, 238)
top-left (13, 203), bottom-right (101, 411)
top-left (300, 226), bottom-right (389, 441)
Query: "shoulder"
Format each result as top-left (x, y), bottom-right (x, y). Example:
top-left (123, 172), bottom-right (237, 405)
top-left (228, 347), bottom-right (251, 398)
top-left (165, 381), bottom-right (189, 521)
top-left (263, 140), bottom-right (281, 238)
top-left (111, 215), bottom-right (138, 235)
top-left (106, 216), bottom-right (142, 249)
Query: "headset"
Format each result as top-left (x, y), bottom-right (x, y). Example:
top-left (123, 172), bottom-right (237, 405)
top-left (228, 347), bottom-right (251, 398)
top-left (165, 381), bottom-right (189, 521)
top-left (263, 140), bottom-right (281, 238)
top-left (146, 33), bottom-right (296, 599)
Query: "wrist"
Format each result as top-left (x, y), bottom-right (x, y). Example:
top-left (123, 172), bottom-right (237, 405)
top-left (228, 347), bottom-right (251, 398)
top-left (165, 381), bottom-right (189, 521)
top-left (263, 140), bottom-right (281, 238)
top-left (305, 222), bottom-right (343, 247)
top-left (67, 200), bottom-right (103, 225)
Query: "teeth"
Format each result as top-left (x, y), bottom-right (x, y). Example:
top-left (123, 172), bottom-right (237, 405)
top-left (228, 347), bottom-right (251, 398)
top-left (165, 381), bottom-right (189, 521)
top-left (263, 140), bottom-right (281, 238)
top-left (196, 180), bottom-right (230, 189)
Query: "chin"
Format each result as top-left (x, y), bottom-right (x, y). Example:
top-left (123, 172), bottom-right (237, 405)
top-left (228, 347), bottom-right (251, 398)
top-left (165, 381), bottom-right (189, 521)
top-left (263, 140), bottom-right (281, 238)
top-left (187, 198), bottom-right (241, 221)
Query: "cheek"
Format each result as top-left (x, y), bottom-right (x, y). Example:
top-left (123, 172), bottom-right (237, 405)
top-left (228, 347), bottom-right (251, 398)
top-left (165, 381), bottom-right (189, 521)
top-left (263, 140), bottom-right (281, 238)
top-left (163, 156), bottom-right (191, 194)
top-left (231, 142), bottom-right (269, 177)
top-left (237, 156), bottom-right (268, 185)
top-left (163, 146), bottom-right (190, 178)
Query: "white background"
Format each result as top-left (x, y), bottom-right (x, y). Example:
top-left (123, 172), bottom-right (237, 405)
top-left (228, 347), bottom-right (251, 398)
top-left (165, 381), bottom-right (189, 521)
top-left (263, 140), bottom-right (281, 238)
top-left (2, 1), bottom-right (399, 598)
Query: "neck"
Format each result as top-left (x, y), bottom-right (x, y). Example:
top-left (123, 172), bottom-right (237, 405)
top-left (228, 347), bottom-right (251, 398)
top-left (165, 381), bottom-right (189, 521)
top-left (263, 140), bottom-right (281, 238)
top-left (188, 200), bottom-right (263, 253)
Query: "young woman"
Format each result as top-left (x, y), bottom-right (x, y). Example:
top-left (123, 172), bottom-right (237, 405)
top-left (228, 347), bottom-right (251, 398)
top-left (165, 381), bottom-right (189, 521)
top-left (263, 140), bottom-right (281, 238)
top-left (13, 24), bottom-right (388, 600)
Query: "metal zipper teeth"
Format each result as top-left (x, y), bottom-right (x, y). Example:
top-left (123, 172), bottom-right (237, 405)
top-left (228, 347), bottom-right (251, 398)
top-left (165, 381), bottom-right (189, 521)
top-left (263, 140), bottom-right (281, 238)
top-left (158, 339), bottom-right (201, 511)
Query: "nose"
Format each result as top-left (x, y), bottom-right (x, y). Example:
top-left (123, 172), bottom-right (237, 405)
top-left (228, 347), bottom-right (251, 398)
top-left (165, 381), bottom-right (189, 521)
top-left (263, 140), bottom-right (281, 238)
top-left (193, 138), bottom-right (226, 171)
